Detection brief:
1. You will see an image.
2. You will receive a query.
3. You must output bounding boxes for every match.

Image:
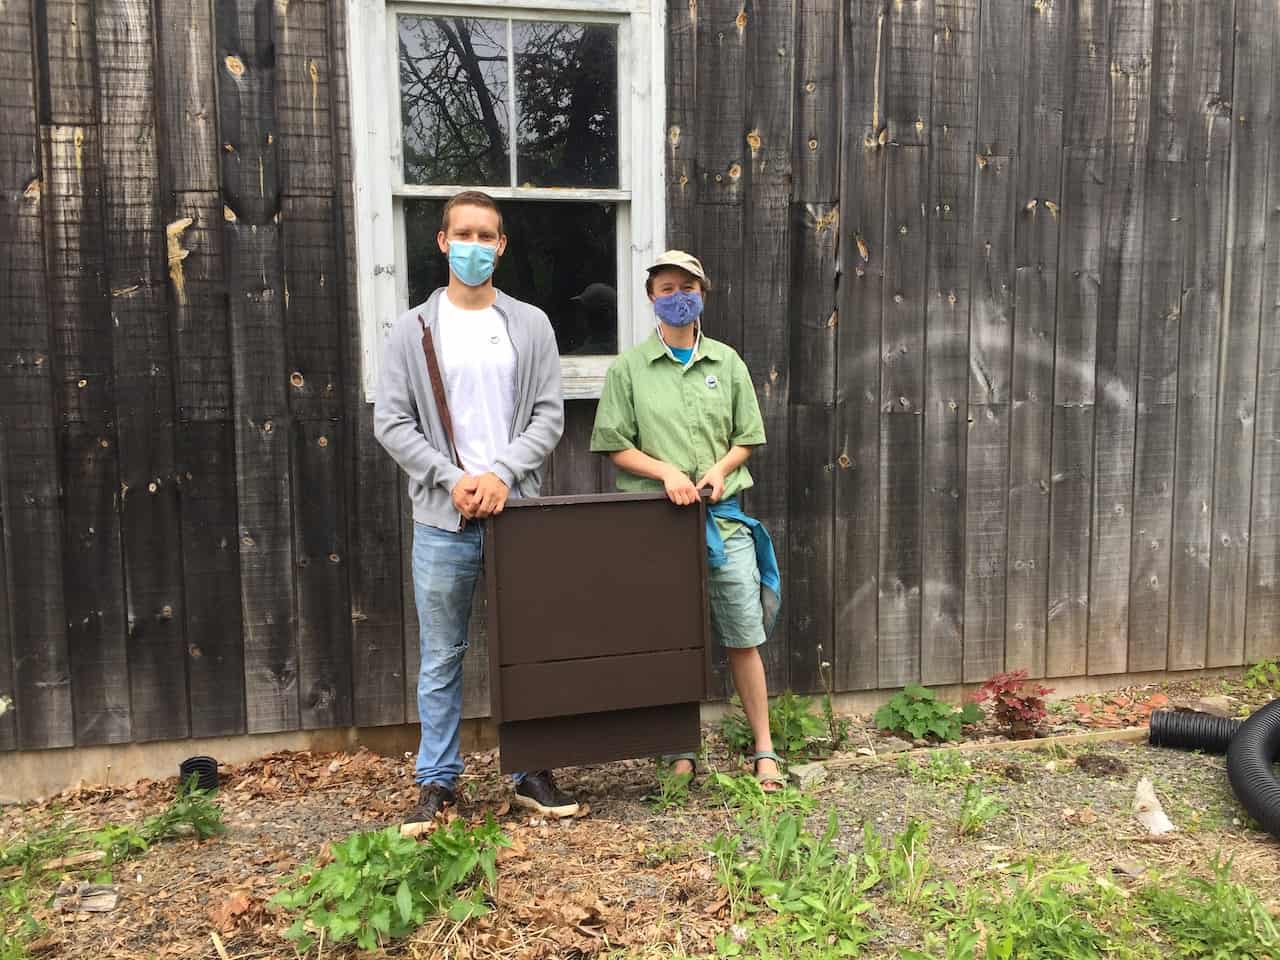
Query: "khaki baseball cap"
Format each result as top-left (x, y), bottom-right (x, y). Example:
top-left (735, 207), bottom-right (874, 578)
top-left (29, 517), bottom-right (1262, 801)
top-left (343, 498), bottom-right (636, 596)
top-left (645, 250), bottom-right (711, 290)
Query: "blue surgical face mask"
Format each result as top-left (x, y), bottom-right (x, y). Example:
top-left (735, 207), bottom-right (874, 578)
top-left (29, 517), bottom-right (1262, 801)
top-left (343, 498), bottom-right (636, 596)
top-left (447, 240), bottom-right (498, 287)
top-left (653, 290), bottom-right (703, 327)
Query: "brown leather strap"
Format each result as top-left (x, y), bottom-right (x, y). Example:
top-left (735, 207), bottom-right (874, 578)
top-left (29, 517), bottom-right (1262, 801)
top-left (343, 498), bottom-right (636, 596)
top-left (418, 314), bottom-right (462, 470)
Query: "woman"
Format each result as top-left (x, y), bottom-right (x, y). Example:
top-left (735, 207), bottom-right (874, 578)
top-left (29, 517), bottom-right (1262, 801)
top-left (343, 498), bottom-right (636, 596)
top-left (590, 250), bottom-right (783, 790)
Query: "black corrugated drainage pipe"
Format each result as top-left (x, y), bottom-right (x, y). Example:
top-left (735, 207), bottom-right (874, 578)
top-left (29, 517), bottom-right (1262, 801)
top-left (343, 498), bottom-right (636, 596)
top-left (1226, 699), bottom-right (1280, 842)
top-left (1148, 709), bottom-right (1244, 755)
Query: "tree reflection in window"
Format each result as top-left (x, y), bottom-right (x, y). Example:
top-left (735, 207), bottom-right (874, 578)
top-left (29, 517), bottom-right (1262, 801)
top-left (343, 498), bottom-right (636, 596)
top-left (399, 15), bottom-right (618, 189)
top-left (515, 22), bottom-right (618, 188)
top-left (399, 16), bottom-right (510, 186)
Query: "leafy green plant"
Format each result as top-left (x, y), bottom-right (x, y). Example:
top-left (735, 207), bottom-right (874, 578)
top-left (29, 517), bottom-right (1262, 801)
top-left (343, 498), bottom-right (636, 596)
top-left (897, 750), bottom-right (974, 785)
top-left (957, 784), bottom-right (1005, 837)
top-left (875, 684), bottom-right (982, 742)
top-left (92, 824), bottom-right (150, 864)
top-left (1243, 657), bottom-right (1280, 694)
top-left (1137, 858), bottom-right (1280, 959)
top-left (272, 819), bottom-right (506, 953)
top-left (0, 878), bottom-right (43, 960)
top-left (718, 691), bottom-right (826, 758)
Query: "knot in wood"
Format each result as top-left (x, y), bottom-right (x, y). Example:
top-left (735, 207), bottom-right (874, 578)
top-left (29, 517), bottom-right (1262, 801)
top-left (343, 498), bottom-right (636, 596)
top-left (224, 55), bottom-right (246, 78)
top-left (78, 378), bottom-right (87, 388)
top-left (807, 138), bottom-right (818, 152)
top-left (328, 553), bottom-right (340, 563)
top-left (728, 163), bottom-right (742, 180)
top-left (147, 480), bottom-right (158, 494)
top-left (290, 371), bottom-right (305, 388)
top-left (317, 436), bottom-right (329, 448)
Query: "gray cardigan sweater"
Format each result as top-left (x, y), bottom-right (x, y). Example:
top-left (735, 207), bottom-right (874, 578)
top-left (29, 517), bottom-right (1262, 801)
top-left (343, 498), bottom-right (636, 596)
top-left (373, 288), bottom-right (564, 531)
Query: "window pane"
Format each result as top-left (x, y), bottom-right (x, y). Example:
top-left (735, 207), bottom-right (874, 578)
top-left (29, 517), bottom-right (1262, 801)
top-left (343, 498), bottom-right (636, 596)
top-left (399, 16), bottom-right (510, 186)
top-left (405, 200), bottom-right (618, 355)
top-left (515, 22), bottom-right (619, 188)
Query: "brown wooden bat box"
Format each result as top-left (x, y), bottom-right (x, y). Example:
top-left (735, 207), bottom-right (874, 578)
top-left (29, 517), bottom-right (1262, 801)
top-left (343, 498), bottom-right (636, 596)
top-left (485, 492), bottom-right (711, 773)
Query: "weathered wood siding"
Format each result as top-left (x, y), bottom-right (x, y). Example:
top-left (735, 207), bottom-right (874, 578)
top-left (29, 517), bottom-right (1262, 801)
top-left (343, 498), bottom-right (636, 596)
top-left (2, 0), bottom-right (1280, 751)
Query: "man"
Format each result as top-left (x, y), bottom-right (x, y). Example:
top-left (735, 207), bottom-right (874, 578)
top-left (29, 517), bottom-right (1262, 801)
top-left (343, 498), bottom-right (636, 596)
top-left (374, 190), bottom-right (580, 827)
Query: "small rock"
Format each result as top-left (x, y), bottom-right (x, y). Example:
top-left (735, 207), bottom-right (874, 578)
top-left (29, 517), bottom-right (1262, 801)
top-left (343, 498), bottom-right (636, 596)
top-left (788, 761), bottom-right (828, 790)
top-left (1172, 696), bottom-right (1233, 719)
top-left (878, 737), bottom-right (913, 754)
top-left (1133, 777), bottom-right (1177, 835)
top-left (1112, 859), bottom-right (1147, 881)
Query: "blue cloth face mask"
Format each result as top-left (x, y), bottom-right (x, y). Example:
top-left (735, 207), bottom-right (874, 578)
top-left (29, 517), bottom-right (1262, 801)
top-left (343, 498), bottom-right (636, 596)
top-left (447, 241), bottom-right (498, 287)
top-left (653, 290), bottom-right (704, 327)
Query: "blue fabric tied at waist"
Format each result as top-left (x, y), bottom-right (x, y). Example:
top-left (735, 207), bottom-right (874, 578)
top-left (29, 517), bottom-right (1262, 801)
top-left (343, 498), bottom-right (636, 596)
top-left (706, 496), bottom-right (782, 638)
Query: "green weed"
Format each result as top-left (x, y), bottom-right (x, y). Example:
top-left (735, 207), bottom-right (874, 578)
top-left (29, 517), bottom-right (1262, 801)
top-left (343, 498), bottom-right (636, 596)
top-left (898, 750), bottom-right (974, 786)
top-left (1243, 657), bottom-right (1280, 695)
top-left (1136, 858), bottom-right (1280, 959)
top-left (707, 773), bottom-right (813, 820)
top-left (957, 784), bottom-right (1005, 837)
top-left (92, 780), bottom-right (225, 864)
top-left (862, 820), bottom-right (934, 907)
top-left (650, 764), bottom-right (695, 812)
top-left (271, 818), bottom-right (507, 954)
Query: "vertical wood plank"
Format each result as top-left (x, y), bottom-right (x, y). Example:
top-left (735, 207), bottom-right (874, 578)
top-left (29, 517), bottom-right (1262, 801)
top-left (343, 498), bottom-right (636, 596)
top-left (97, 0), bottom-right (190, 742)
top-left (1128, 161), bottom-right (1183, 673)
top-left (0, 0), bottom-right (73, 749)
top-left (1207, 0), bottom-right (1271, 669)
top-left (740, 0), bottom-right (794, 693)
top-left (1168, 0), bottom-right (1233, 670)
top-left (176, 421), bottom-right (246, 735)
top-left (879, 414), bottom-right (923, 686)
top-left (834, 0), bottom-right (887, 692)
top-left (291, 419), bottom-right (352, 728)
top-left (1245, 60), bottom-right (1280, 664)
top-left (275, 0), bottom-right (335, 195)
top-left (879, 144), bottom-right (927, 688)
top-left (694, 0), bottom-right (746, 205)
top-left (1128, 0), bottom-right (1192, 673)
top-left (217, 0), bottom-right (299, 733)
top-left (43, 121), bottom-right (132, 745)
top-left (695, 204), bottom-right (745, 352)
top-left (1047, 0), bottom-right (1107, 678)
top-left (1005, 0), bottom-right (1064, 678)
top-left (666, 0), bottom-right (698, 250)
top-left (1087, 0), bottom-right (1153, 676)
top-left (787, 204), bottom-right (837, 693)
top-left (964, 0), bottom-right (1021, 681)
top-left (885, 0), bottom-right (934, 147)
top-left (326, 0), bottom-right (404, 727)
top-left (921, 0), bottom-right (977, 685)
top-left (282, 195), bottom-right (352, 729)
top-left (0, 500), bottom-right (13, 749)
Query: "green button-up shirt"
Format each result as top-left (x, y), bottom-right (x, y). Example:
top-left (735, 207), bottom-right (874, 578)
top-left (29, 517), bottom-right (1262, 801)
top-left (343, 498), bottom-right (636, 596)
top-left (590, 332), bottom-right (767, 525)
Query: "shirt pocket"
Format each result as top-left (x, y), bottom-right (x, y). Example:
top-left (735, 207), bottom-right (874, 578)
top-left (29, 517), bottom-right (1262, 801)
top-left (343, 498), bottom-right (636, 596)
top-left (697, 366), bottom-right (735, 442)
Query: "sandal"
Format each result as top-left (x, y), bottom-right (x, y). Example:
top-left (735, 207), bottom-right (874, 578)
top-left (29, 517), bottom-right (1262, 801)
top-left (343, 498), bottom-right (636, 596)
top-left (664, 753), bottom-right (699, 785)
top-left (750, 751), bottom-right (785, 792)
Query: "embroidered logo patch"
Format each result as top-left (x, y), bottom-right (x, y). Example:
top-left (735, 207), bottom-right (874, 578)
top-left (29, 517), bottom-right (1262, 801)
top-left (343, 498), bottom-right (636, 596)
top-left (489, 335), bottom-right (501, 344)
top-left (705, 375), bottom-right (719, 389)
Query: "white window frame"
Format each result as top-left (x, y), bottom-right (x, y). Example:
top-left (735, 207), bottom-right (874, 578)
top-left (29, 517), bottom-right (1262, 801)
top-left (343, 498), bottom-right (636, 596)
top-left (347, 0), bottom-right (667, 402)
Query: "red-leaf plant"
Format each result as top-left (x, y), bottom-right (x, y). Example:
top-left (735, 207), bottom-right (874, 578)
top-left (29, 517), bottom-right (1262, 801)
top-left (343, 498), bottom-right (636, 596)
top-left (971, 670), bottom-right (1054, 738)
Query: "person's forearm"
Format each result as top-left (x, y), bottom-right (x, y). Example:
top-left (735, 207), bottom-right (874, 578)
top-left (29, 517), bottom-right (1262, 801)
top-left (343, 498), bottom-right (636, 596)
top-left (610, 448), bottom-right (680, 482)
top-left (713, 445), bottom-right (753, 477)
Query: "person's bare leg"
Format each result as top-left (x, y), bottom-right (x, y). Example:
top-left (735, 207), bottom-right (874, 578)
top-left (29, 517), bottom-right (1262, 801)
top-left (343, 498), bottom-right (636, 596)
top-left (727, 647), bottom-right (780, 787)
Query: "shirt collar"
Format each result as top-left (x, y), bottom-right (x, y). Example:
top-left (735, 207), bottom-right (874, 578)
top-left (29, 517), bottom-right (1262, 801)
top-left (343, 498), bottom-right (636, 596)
top-left (645, 327), bottom-right (711, 367)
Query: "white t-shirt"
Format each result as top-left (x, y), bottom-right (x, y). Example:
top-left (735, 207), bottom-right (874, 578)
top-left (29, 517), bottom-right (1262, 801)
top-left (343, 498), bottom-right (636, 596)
top-left (436, 293), bottom-right (517, 476)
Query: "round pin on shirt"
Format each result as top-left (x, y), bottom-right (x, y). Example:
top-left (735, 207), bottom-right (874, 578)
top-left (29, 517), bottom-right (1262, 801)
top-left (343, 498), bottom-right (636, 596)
top-left (705, 374), bottom-right (719, 389)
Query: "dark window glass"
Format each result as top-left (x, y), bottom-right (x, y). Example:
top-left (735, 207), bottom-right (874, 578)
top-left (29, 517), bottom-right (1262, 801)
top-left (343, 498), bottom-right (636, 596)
top-left (399, 16), bottom-right (509, 186)
top-left (514, 22), bottom-right (619, 188)
top-left (405, 199), bottom-right (617, 355)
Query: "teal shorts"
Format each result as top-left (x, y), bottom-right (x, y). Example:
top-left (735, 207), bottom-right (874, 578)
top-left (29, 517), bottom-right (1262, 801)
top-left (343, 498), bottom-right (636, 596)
top-left (709, 528), bottom-right (767, 649)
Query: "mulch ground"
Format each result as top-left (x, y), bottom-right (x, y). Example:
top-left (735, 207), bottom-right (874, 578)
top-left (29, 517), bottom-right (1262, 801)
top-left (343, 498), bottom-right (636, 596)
top-left (3, 673), bottom-right (1277, 959)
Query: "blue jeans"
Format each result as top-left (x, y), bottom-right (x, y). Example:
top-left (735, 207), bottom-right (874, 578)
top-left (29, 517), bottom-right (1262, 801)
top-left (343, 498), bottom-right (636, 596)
top-left (412, 522), bottom-right (526, 788)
